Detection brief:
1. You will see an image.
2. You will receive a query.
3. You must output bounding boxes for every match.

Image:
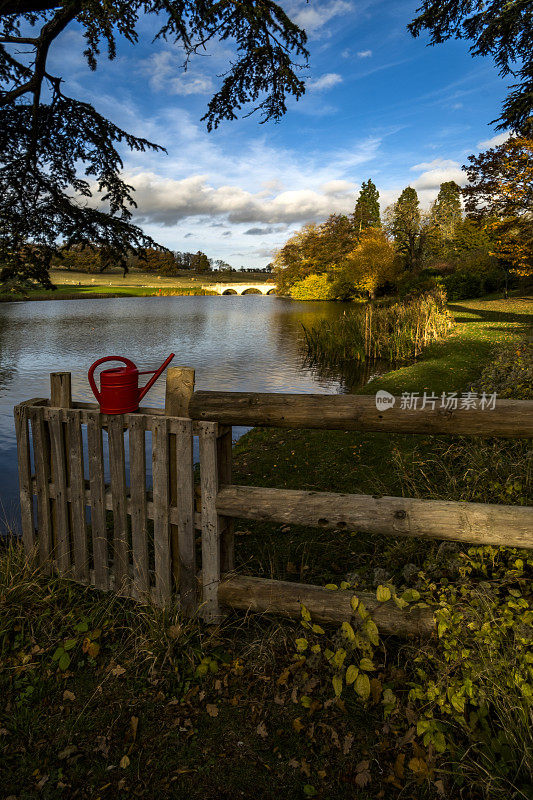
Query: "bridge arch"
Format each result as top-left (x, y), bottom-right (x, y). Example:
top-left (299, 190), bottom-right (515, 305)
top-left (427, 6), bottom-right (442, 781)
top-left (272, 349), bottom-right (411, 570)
top-left (241, 287), bottom-right (262, 295)
top-left (266, 288), bottom-right (276, 295)
top-left (222, 288), bottom-right (238, 295)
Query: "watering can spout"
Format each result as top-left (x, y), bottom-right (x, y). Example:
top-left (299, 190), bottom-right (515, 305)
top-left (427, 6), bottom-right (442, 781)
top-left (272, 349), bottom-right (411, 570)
top-left (138, 353), bottom-right (175, 402)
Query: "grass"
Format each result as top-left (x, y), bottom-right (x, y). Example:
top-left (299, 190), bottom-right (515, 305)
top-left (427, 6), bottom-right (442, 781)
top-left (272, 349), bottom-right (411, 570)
top-left (303, 289), bottom-right (453, 365)
top-left (0, 268), bottom-right (274, 301)
top-left (1, 291), bottom-right (532, 799)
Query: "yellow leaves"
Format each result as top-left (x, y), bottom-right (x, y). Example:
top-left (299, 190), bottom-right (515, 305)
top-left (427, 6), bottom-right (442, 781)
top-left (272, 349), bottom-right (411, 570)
top-left (324, 584), bottom-right (338, 591)
top-left (119, 755), bottom-right (130, 769)
top-left (295, 638), bottom-right (308, 653)
top-left (311, 624), bottom-right (325, 635)
top-left (345, 664), bottom-right (359, 685)
top-left (359, 658), bottom-right (375, 672)
top-left (340, 621), bottom-right (355, 641)
top-left (332, 674), bottom-right (343, 697)
top-left (301, 604), bottom-right (311, 622)
top-left (354, 673), bottom-right (371, 701)
top-left (332, 649), bottom-right (346, 669)
top-left (376, 585), bottom-right (391, 602)
top-left (364, 619), bottom-right (380, 647)
top-left (350, 595), bottom-right (359, 613)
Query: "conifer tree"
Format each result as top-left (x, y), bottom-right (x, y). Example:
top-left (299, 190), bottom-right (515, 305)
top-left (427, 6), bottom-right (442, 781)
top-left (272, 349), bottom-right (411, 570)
top-left (388, 187), bottom-right (426, 271)
top-left (353, 179), bottom-right (381, 234)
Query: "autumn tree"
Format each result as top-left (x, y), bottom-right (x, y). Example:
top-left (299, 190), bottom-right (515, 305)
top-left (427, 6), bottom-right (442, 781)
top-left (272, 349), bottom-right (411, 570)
top-left (463, 133), bottom-right (533, 278)
top-left (408, 1), bottom-right (533, 131)
top-left (386, 187), bottom-right (427, 271)
top-left (0, 2), bottom-right (308, 288)
top-left (334, 228), bottom-right (397, 300)
top-left (273, 215), bottom-right (357, 295)
top-left (353, 179), bottom-right (380, 234)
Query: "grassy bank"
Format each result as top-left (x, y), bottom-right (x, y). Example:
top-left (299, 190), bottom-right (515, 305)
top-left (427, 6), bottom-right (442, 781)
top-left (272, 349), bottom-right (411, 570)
top-left (0, 268), bottom-right (272, 302)
top-left (1, 293), bottom-right (532, 800)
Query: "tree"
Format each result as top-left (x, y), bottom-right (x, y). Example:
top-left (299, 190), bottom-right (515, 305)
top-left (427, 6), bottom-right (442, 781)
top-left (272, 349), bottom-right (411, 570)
top-left (408, 1), bottom-right (533, 131)
top-left (386, 187), bottom-right (427, 271)
top-left (353, 179), bottom-right (381, 234)
top-left (190, 251), bottom-right (211, 273)
top-left (334, 228), bottom-right (397, 300)
top-left (462, 133), bottom-right (533, 279)
top-left (0, 2), bottom-right (308, 287)
top-left (431, 181), bottom-right (462, 240)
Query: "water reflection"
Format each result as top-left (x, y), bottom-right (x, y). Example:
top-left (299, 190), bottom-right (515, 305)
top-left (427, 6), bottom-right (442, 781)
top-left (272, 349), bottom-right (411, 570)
top-left (0, 295), bottom-right (368, 531)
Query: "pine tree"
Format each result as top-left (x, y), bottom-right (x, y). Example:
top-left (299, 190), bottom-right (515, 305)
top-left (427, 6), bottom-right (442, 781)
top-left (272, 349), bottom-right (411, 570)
top-left (431, 181), bottom-right (462, 240)
top-left (388, 187), bottom-right (426, 271)
top-left (353, 179), bottom-right (381, 234)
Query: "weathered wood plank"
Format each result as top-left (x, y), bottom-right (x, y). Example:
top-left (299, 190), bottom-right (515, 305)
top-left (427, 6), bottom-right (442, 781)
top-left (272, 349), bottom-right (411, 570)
top-left (152, 418), bottom-right (171, 604)
top-left (13, 404), bottom-right (35, 553)
top-left (107, 415), bottom-right (129, 593)
top-left (165, 367), bottom-right (196, 418)
top-left (50, 373), bottom-right (72, 409)
top-left (66, 409), bottom-right (89, 582)
top-left (175, 419), bottom-right (196, 614)
top-left (86, 411), bottom-right (108, 590)
top-left (217, 426), bottom-right (234, 573)
top-left (29, 406), bottom-right (53, 568)
top-left (165, 368), bottom-right (195, 596)
top-left (188, 392), bottom-right (533, 438)
top-left (199, 422), bottom-right (221, 621)
top-left (129, 415), bottom-right (149, 597)
top-left (48, 408), bottom-right (70, 572)
top-left (216, 485), bottom-right (533, 551)
top-left (218, 575), bottom-right (434, 637)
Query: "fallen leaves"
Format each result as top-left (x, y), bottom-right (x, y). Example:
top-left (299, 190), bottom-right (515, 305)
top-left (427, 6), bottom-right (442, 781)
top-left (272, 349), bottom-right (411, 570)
top-left (206, 704), bottom-right (219, 718)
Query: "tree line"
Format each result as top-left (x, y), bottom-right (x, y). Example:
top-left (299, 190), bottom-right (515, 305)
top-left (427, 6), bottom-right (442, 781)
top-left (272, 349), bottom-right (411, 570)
top-left (274, 130), bottom-right (532, 301)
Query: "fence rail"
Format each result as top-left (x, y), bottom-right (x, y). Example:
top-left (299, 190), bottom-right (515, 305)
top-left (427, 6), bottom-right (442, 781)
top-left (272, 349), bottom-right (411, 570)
top-left (14, 367), bottom-right (533, 635)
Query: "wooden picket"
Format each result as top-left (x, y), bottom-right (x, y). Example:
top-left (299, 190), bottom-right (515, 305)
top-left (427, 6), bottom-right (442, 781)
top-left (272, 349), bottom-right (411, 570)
top-left (14, 373), bottom-right (197, 608)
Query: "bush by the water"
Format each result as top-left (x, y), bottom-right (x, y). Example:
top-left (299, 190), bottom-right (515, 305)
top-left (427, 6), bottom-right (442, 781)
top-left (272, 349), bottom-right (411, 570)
top-left (289, 273), bottom-right (335, 300)
top-left (303, 288), bottom-right (453, 365)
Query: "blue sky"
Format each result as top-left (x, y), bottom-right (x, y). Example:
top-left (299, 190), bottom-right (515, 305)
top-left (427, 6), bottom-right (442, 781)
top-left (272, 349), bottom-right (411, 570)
top-left (47, 0), bottom-right (511, 267)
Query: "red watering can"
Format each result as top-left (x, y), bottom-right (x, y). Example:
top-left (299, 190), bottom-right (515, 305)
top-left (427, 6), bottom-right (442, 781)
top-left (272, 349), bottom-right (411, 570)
top-left (88, 353), bottom-right (175, 414)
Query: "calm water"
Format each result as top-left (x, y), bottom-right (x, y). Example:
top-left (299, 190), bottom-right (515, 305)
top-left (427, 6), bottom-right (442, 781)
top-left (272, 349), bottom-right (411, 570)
top-left (0, 295), bottom-right (381, 532)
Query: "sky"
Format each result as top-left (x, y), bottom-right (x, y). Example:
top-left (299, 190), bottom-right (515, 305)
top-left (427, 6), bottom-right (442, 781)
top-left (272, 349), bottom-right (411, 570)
top-left (46, 0), bottom-right (511, 268)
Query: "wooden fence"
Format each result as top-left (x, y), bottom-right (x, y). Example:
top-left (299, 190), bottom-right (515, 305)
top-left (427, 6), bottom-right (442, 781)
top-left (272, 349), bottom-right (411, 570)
top-left (14, 368), bottom-right (533, 636)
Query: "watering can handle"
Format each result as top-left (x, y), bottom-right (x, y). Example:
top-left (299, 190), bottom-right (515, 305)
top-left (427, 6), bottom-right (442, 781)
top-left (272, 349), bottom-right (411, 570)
top-left (88, 356), bottom-right (137, 403)
top-left (137, 353), bottom-right (175, 402)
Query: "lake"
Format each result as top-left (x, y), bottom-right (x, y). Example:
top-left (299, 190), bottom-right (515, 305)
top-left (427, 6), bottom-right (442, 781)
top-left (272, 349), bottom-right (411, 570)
top-left (0, 294), bottom-right (382, 532)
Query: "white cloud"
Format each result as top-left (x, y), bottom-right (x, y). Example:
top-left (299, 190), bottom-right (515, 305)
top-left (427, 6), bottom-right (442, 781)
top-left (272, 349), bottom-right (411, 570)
top-left (409, 159), bottom-right (467, 192)
top-left (410, 158), bottom-right (461, 171)
top-left (290, 0), bottom-right (353, 34)
top-left (477, 131), bottom-right (511, 149)
top-left (308, 73), bottom-right (343, 91)
top-left (127, 172), bottom-right (361, 226)
top-left (143, 51), bottom-right (213, 95)
top-left (357, 50), bottom-right (372, 58)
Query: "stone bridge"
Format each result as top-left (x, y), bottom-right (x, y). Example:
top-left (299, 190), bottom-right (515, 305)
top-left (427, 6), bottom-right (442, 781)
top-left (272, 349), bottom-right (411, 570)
top-left (203, 282), bottom-right (277, 295)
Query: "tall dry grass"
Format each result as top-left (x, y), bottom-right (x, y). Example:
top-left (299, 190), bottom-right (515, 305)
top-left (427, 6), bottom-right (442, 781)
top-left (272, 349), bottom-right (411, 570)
top-left (302, 288), bottom-right (453, 365)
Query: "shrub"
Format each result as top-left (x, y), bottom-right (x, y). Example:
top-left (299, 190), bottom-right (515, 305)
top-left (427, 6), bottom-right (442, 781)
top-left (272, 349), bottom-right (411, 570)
top-left (289, 273), bottom-right (335, 300)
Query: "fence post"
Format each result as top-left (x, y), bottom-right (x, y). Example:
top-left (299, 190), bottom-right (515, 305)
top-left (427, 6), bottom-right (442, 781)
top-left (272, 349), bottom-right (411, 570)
top-left (198, 421), bottom-right (222, 622)
top-left (14, 402), bottom-right (35, 554)
top-left (217, 426), bottom-right (234, 573)
top-left (165, 367), bottom-right (197, 614)
top-left (48, 373), bottom-right (72, 573)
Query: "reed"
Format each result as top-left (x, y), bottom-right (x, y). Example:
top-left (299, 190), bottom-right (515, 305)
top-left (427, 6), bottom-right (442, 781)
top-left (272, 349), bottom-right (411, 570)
top-left (302, 288), bottom-right (453, 366)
